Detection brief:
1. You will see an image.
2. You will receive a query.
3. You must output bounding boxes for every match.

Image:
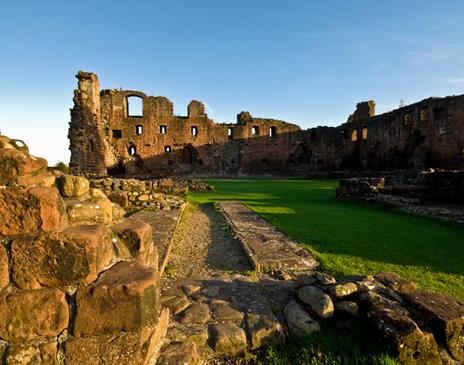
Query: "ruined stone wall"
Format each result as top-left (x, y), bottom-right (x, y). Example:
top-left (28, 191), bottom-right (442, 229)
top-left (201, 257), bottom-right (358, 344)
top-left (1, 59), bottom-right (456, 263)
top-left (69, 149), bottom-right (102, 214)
top-left (69, 71), bottom-right (464, 177)
top-left (302, 96), bottom-right (464, 173)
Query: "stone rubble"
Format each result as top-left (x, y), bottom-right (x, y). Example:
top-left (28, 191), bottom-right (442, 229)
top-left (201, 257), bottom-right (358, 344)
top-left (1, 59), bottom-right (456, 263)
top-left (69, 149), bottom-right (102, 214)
top-left (1, 133), bottom-right (463, 364)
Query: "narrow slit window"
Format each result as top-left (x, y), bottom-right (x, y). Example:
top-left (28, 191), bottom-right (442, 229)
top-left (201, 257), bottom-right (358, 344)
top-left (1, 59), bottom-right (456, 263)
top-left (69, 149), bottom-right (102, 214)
top-left (362, 128), bottom-right (368, 140)
top-left (251, 126), bottom-right (260, 135)
top-left (269, 126), bottom-right (277, 138)
top-left (420, 107), bottom-right (429, 122)
top-left (128, 146), bottom-right (136, 156)
top-left (160, 125), bottom-right (167, 134)
top-left (112, 130), bottom-right (122, 139)
top-left (403, 113), bottom-right (412, 126)
top-left (164, 145), bottom-right (171, 152)
top-left (351, 130), bottom-right (358, 142)
top-left (136, 125), bottom-right (143, 135)
top-left (191, 126), bottom-right (198, 136)
top-left (227, 127), bottom-right (233, 140)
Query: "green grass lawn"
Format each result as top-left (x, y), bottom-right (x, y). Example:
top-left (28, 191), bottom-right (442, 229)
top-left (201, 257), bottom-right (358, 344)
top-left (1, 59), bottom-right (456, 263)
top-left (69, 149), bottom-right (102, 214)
top-left (188, 179), bottom-right (464, 300)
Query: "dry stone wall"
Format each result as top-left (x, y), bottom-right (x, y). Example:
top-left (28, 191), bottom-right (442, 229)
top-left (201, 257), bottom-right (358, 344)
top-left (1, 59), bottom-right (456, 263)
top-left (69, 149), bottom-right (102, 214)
top-left (68, 71), bottom-right (464, 177)
top-left (0, 135), bottom-right (169, 364)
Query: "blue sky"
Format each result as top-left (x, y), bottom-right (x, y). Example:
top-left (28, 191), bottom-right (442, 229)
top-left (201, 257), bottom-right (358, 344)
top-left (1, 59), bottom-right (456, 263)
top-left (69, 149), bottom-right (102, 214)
top-left (1, 0), bottom-right (464, 164)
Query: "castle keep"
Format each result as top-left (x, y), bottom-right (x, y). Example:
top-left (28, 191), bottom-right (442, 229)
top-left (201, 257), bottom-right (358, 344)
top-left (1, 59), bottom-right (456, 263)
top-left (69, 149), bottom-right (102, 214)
top-left (69, 71), bottom-right (464, 177)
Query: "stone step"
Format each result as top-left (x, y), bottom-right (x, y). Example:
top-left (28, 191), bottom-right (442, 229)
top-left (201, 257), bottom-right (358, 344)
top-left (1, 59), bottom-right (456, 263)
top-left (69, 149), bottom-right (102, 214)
top-left (217, 201), bottom-right (318, 275)
top-left (131, 205), bottom-right (186, 276)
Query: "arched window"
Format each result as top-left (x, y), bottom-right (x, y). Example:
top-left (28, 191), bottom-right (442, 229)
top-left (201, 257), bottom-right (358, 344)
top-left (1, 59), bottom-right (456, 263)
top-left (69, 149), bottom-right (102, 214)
top-left (126, 96), bottom-right (143, 117)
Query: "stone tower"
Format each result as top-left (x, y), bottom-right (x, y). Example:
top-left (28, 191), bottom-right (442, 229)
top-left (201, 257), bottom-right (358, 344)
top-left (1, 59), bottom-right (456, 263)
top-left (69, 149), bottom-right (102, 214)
top-left (68, 71), bottom-right (108, 175)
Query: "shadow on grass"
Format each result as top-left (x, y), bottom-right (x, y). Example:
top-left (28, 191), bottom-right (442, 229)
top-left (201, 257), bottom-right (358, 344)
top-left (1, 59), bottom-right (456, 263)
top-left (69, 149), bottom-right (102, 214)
top-left (189, 179), bottom-right (464, 297)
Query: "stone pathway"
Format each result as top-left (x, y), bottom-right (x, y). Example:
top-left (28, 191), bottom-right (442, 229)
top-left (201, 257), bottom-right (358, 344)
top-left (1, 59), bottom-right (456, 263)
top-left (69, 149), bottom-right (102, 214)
top-left (217, 202), bottom-right (318, 275)
top-left (156, 203), bottom-right (318, 364)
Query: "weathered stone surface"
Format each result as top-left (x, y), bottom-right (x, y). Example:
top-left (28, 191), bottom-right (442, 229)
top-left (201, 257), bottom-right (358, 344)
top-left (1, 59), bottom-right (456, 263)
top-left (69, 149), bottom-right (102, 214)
top-left (6, 341), bottom-right (58, 365)
top-left (400, 290), bottom-right (464, 362)
top-left (161, 292), bottom-right (190, 315)
top-left (315, 271), bottom-right (336, 285)
top-left (365, 291), bottom-right (442, 365)
top-left (298, 286), bottom-right (334, 319)
top-left (218, 202), bottom-right (318, 274)
top-left (208, 323), bottom-right (247, 355)
top-left (157, 342), bottom-right (202, 365)
top-left (16, 170), bottom-right (56, 189)
top-left (166, 325), bottom-right (209, 347)
top-left (56, 175), bottom-right (89, 197)
top-left (375, 271), bottom-right (417, 293)
top-left (328, 282), bottom-right (358, 298)
top-left (65, 198), bottom-right (112, 224)
top-left (11, 224), bottom-right (113, 289)
top-left (74, 260), bottom-right (160, 337)
top-left (112, 202), bottom-right (126, 221)
top-left (178, 303), bottom-right (211, 325)
top-left (284, 300), bottom-right (320, 338)
top-left (107, 190), bottom-right (129, 208)
top-left (0, 187), bottom-right (67, 236)
top-left (0, 147), bottom-right (47, 186)
top-left (0, 288), bottom-right (68, 342)
top-left (246, 313), bottom-right (285, 349)
top-left (0, 244), bottom-right (9, 290)
top-left (110, 218), bottom-right (153, 257)
top-left (66, 310), bottom-right (169, 365)
top-left (335, 301), bottom-right (359, 315)
top-left (69, 72), bottom-right (464, 178)
top-left (296, 274), bottom-right (317, 287)
top-left (212, 302), bottom-right (244, 323)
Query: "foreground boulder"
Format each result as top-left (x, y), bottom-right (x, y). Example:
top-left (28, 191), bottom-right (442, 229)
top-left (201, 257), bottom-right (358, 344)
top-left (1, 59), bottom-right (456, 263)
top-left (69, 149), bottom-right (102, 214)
top-left (364, 290), bottom-right (442, 365)
top-left (74, 261), bottom-right (160, 337)
top-left (0, 186), bottom-right (68, 235)
top-left (0, 288), bottom-right (69, 342)
top-left (56, 174), bottom-right (89, 197)
top-left (0, 142), bottom-right (47, 186)
top-left (400, 290), bottom-right (464, 362)
top-left (66, 309), bottom-right (168, 365)
top-left (10, 224), bottom-right (113, 289)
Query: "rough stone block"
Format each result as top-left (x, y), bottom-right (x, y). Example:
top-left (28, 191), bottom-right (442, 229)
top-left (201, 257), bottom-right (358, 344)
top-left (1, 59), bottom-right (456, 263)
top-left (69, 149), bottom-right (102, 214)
top-left (65, 198), bottom-right (113, 224)
top-left (208, 323), bottom-right (247, 355)
top-left (328, 282), bottom-right (358, 298)
top-left (56, 175), bottom-right (89, 197)
top-left (246, 313), bottom-right (285, 350)
top-left (11, 224), bottom-right (113, 289)
top-left (16, 170), bottom-right (56, 189)
top-left (284, 300), bottom-right (320, 338)
top-left (0, 148), bottom-right (47, 186)
top-left (107, 191), bottom-right (129, 208)
top-left (0, 186), bottom-right (67, 236)
top-left (298, 285), bottom-right (334, 319)
top-left (6, 341), bottom-right (58, 365)
top-left (401, 290), bottom-right (464, 362)
top-left (66, 309), bottom-right (169, 365)
top-left (74, 261), bottom-right (160, 337)
top-left (365, 291), bottom-right (442, 365)
top-left (110, 218), bottom-right (153, 256)
top-left (157, 342), bottom-right (202, 365)
top-left (0, 288), bottom-right (68, 342)
top-left (375, 271), bottom-right (417, 293)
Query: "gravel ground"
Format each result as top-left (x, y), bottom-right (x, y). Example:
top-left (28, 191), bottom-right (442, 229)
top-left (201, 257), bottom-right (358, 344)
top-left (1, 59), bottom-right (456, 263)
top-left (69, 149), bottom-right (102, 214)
top-left (164, 203), bottom-right (252, 280)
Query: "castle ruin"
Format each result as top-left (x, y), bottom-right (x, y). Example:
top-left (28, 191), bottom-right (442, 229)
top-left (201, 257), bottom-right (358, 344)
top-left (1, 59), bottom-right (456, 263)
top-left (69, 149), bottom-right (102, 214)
top-left (69, 71), bottom-right (464, 177)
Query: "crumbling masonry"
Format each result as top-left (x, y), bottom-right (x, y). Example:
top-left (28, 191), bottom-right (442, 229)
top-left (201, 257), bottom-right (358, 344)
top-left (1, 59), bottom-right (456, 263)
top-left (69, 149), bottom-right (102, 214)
top-left (69, 71), bottom-right (464, 177)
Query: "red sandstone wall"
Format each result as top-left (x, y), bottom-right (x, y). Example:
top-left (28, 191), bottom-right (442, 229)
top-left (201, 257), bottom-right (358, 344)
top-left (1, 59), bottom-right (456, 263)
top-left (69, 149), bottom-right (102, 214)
top-left (69, 71), bottom-right (464, 177)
